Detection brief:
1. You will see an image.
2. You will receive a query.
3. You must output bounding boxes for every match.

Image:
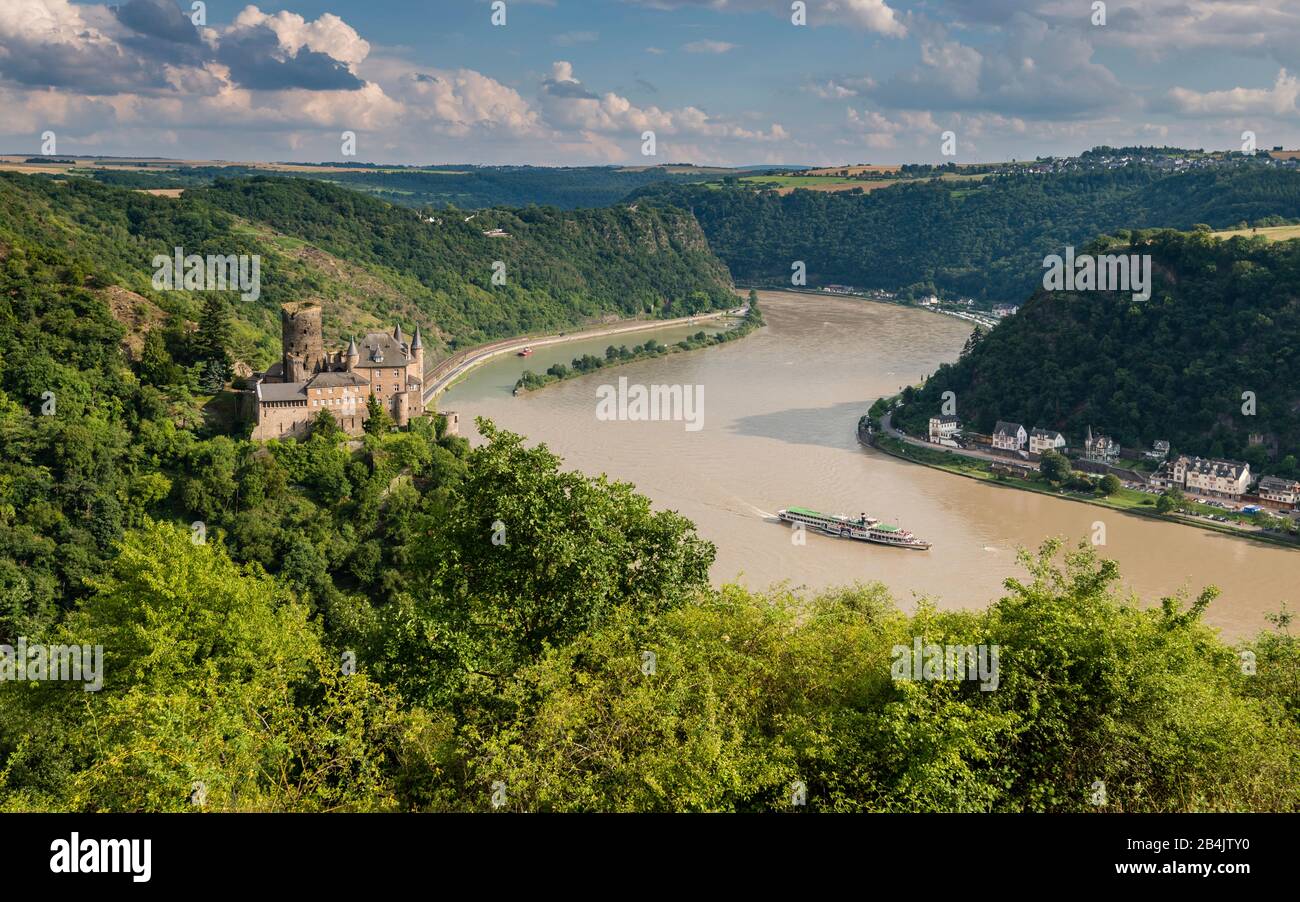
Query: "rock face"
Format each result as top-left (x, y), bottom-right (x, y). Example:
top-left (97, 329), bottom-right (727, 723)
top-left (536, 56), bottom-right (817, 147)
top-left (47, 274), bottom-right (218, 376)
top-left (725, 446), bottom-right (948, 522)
top-left (98, 285), bottom-right (166, 361)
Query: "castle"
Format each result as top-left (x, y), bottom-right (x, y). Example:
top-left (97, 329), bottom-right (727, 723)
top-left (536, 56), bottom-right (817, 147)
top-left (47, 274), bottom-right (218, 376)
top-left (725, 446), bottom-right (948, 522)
top-left (251, 302), bottom-right (427, 440)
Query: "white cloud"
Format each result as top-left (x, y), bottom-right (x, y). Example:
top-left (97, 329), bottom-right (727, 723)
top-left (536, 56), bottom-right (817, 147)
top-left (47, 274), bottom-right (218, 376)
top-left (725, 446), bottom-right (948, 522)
top-left (823, 0), bottom-right (906, 37)
top-left (231, 6), bottom-right (371, 67)
top-left (1166, 69), bottom-right (1300, 118)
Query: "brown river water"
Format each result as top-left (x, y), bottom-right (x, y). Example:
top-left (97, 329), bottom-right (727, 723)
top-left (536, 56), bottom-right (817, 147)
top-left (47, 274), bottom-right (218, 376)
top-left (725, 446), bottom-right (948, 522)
top-left (439, 290), bottom-right (1299, 640)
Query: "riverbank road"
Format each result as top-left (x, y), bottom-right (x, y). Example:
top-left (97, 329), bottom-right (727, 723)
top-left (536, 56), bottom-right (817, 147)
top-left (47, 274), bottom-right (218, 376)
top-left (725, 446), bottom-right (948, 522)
top-left (879, 409), bottom-right (1026, 466)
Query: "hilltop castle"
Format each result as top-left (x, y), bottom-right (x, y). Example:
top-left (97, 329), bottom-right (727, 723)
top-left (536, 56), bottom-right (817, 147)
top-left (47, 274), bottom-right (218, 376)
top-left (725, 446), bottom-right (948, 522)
top-left (251, 302), bottom-right (427, 440)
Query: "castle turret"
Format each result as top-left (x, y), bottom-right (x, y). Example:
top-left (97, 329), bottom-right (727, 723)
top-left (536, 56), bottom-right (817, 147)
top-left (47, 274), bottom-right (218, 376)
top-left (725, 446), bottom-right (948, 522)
top-left (411, 326), bottom-right (424, 383)
top-left (345, 335), bottom-right (359, 371)
top-left (393, 323), bottom-right (404, 344)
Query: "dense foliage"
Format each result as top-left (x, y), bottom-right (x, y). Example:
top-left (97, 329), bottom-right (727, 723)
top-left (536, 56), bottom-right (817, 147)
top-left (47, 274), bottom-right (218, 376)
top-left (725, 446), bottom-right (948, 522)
top-left (634, 164), bottom-right (1300, 302)
top-left (893, 230), bottom-right (1300, 471)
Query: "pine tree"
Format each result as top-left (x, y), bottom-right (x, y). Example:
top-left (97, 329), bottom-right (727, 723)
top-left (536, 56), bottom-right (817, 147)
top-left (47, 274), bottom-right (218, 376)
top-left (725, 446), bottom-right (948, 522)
top-left (140, 330), bottom-right (183, 387)
top-left (364, 393), bottom-right (393, 436)
top-left (194, 295), bottom-right (232, 366)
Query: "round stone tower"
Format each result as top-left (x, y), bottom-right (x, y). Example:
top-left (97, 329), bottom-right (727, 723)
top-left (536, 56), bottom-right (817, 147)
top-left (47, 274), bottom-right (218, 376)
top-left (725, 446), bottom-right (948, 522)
top-left (281, 302), bottom-right (324, 382)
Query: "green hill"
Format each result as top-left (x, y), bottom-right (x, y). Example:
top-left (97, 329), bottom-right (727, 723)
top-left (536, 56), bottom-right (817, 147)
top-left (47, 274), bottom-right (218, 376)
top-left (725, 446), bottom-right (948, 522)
top-left (0, 172), bottom-right (736, 370)
top-left (892, 229), bottom-right (1300, 473)
top-left (633, 164), bottom-right (1300, 303)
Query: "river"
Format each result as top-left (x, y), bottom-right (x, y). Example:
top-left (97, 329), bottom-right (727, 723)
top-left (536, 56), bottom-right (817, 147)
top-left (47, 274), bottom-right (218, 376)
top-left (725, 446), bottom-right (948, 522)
top-left (439, 290), bottom-right (1298, 640)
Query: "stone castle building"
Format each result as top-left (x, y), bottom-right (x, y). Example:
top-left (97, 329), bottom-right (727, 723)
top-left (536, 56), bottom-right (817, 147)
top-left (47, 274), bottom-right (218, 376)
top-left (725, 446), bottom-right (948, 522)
top-left (252, 302), bottom-right (427, 440)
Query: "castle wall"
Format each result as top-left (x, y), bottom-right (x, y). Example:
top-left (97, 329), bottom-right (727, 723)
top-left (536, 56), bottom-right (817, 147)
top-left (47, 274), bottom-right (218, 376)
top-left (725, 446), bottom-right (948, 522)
top-left (252, 401), bottom-right (312, 441)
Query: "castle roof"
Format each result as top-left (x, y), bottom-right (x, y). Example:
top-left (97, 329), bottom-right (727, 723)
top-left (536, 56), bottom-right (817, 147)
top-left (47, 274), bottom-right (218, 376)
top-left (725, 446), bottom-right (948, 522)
top-left (257, 381), bottom-right (307, 403)
top-left (411, 326), bottom-right (423, 350)
top-left (306, 371), bottom-right (369, 389)
top-left (354, 331), bottom-right (413, 368)
top-left (345, 336), bottom-right (358, 357)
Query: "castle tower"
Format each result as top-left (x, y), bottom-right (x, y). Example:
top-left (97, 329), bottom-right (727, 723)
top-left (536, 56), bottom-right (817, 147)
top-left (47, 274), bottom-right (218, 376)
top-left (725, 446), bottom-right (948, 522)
top-left (345, 335), bottom-right (359, 372)
top-left (281, 302), bottom-right (325, 382)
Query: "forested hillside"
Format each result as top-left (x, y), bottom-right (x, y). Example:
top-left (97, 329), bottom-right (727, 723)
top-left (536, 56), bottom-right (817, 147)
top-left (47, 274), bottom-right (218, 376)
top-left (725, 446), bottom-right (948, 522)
top-left (0, 172), bottom-right (736, 370)
top-left (893, 229), bottom-right (1300, 472)
top-left (634, 165), bottom-right (1300, 302)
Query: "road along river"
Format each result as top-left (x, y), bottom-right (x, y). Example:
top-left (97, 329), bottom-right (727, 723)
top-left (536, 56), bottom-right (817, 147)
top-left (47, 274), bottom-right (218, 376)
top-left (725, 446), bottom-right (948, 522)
top-left (439, 290), bottom-right (1299, 640)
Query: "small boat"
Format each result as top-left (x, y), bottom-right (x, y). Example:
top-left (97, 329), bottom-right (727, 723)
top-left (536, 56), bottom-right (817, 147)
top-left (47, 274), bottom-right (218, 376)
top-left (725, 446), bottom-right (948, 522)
top-left (517, 347), bottom-right (533, 357)
top-left (778, 506), bottom-right (931, 550)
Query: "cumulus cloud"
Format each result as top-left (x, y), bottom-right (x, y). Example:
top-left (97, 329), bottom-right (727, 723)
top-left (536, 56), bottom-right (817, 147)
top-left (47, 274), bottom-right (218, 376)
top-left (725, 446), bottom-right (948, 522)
top-left (114, 0), bottom-right (201, 45)
top-left (0, 0), bottom-right (175, 92)
top-left (403, 69), bottom-right (545, 138)
top-left (868, 14), bottom-right (1133, 118)
top-left (0, 1), bottom-right (370, 94)
top-left (1165, 69), bottom-right (1300, 118)
top-left (534, 60), bottom-right (791, 161)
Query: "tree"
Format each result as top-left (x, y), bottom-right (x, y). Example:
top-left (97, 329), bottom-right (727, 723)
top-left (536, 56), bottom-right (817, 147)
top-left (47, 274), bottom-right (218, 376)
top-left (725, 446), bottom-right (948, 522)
top-left (364, 393), bottom-right (393, 436)
top-left (199, 357), bottom-right (229, 393)
top-left (193, 295), bottom-right (232, 367)
top-left (1039, 450), bottom-right (1072, 484)
top-left (139, 330), bottom-right (184, 387)
top-left (401, 418), bottom-right (716, 696)
top-left (1156, 491), bottom-right (1179, 513)
top-left (311, 409), bottom-right (342, 441)
top-left (1099, 474), bottom-right (1122, 496)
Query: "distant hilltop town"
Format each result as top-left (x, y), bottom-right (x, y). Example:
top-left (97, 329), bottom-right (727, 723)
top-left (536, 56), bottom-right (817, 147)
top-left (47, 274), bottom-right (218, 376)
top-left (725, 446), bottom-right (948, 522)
top-left (251, 302), bottom-right (432, 441)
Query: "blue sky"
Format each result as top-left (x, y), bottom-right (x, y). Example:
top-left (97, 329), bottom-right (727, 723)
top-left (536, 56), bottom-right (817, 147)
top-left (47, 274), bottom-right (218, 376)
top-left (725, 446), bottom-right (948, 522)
top-left (2, 1), bottom-right (1298, 165)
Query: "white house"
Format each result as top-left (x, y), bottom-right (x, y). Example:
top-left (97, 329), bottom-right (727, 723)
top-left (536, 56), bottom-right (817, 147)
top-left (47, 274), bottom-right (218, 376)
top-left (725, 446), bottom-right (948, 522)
top-left (1083, 426), bottom-right (1120, 462)
top-left (1028, 428), bottom-right (1067, 455)
top-left (1171, 455), bottom-right (1252, 499)
top-left (1143, 439), bottom-right (1171, 461)
top-left (928, 415), bottom-right (961, 443)
top-left (992, 421), bottom-right (1027, 451)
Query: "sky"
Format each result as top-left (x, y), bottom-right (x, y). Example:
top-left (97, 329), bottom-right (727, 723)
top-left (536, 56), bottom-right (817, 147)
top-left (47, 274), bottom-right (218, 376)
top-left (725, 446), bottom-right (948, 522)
top-left (1, 0), bottom-right (1299, 166)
